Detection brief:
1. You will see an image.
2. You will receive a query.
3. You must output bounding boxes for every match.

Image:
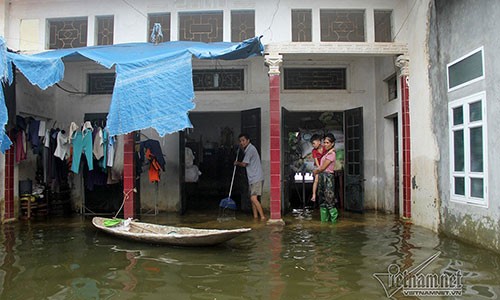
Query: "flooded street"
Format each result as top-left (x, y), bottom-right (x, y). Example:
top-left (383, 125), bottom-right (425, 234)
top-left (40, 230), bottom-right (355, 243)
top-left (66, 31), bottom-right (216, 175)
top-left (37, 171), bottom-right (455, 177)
top-left (0, 211), bottom-right (499, 299)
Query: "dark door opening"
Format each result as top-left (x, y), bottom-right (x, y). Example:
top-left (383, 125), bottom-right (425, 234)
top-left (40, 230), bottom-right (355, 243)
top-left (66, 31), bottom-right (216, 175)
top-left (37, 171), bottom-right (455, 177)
top-left (179, 130), bottom-right (187, 215)
top-left (182, 109), bottom-right (260, 212)
top-left (393, 117), bottom-right (399, 215)
top-left (344, 107), bottom-right (364, 212)
top-left (281, 107), bottom-right (291, 214)
top-left (240, 108), bottom-right (261, 212)
top-left (281, 110), bottom-right (345, 211)
top-left (82, 113), bottom-right (123, 215)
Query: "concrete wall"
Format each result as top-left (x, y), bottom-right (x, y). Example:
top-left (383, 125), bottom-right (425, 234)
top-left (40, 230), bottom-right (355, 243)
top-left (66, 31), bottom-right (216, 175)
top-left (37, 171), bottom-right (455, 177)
top-left (138, 129), bottom-right (181, 212)
top-left (3, 0), bottom-right (416, 215)
top-left (0, 0), bottom-right (7, 37)
top-left (374, 56), bottom-right (399, 213)
top-left (403, 0), bottom-right (440, 231)
top-left (429, 0), bottom-right (500, 253)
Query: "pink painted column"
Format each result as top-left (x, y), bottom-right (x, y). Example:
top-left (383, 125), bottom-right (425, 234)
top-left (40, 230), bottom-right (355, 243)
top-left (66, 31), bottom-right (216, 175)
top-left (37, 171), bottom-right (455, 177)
top-left (397, 56), bottom-right (411, 219)
top-left (123, 132), bottom-right (136, 218)
top-left (4, 132), bottom-right (15, 221)
top-left (265, 54), bottom-right (283, 223)
top-left (269, 74), bottom-right (281, 220)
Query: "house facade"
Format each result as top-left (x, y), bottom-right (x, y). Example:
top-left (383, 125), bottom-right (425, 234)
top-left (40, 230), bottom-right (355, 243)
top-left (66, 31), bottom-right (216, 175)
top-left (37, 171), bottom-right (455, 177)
top-left (1, 0), bottom-right (495, 252)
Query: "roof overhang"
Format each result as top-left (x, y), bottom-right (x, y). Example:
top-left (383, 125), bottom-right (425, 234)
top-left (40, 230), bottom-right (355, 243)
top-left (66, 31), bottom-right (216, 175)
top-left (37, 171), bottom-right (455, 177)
top-left (265, 42), bottom-right (408, 57)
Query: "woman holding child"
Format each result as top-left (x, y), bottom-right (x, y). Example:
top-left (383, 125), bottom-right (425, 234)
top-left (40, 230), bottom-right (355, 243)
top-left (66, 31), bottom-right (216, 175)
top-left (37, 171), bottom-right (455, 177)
top-left (312, 133), bottom-right (338, 223)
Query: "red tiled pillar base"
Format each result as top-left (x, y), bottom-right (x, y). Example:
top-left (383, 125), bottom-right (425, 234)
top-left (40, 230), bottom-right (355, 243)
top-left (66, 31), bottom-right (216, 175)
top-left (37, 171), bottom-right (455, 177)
top-left (269, 74), bottom-right (281, 220)
top-left (123, 132), bottom-right (136, 219)
top-left (4, 136), bottom-right (15, 220)
top-left (401, 76), bottom-right (411, 218)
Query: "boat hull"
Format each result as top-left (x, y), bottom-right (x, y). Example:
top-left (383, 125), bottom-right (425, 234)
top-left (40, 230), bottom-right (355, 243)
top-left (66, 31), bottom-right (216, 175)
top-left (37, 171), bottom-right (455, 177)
top-left (92, 217), bottom-right (251, 246)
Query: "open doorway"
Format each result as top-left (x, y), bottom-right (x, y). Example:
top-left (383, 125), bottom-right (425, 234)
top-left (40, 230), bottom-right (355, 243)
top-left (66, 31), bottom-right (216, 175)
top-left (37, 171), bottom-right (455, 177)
top-left (182, 109), bottom-right (260, 213)
top-left (393, 116), bottom-right (399, 215)
top-left (82, 113), bottom-right (123, 216)
top-left (281, 110), bottom-right (346, 212)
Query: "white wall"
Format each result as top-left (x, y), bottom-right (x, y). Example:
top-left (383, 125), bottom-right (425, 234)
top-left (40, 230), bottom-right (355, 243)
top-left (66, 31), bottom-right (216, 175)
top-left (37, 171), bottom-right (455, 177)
top-left (374, 56), bottom-right (399, 213)
top-left (139, 128), bottom-right (180, 212)
top-left (405, 0), bottom-right (440, 231)
top-left (0, 0), bottom-right (7, 38)
top-left (4, 0), bottom-right (410, 51)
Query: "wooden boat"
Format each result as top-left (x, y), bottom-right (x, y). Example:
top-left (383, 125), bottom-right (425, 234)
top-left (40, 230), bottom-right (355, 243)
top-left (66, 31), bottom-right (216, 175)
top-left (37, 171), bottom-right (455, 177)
top-left (92, 217), bottom-right (251, 246)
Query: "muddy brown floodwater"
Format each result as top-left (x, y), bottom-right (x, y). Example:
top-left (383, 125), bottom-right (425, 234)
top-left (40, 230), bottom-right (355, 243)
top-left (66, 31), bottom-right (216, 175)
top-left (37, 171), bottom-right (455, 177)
top-left (0, 210), bottom-right (498, 299)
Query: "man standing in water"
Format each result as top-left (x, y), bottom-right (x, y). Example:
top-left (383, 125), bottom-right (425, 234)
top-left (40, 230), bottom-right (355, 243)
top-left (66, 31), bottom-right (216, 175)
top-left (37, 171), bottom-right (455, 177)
top-left (234, 133), bottom-right (266, 220)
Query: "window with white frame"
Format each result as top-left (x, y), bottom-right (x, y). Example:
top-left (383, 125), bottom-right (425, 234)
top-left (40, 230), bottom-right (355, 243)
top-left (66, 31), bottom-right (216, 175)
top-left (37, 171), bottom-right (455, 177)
top-left (447, 47), bottom-right (484, 92)
top-left (449, 91), bottom-right (488, 206)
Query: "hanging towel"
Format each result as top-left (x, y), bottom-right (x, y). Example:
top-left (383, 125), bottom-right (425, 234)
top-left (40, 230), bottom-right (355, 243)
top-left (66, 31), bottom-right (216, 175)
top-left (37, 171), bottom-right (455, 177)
top-left (107, 135), bottom-right (115, 167)
top-left (54, 130), bottom-right (70, 160)
top-left (93, 127), bottom-right (104, 160)
top-left (38, 120), bottom-right (46, 137)
top-left (69, 122), bottom-right (79, 141)
top-left (44, 129), bottom-right (50, 148)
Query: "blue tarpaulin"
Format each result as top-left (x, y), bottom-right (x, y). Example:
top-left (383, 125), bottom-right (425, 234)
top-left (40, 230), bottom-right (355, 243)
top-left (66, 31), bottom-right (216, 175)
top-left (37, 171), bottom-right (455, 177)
top-left (0, 36), bottom-right (263, 152)
top-left (0, 38), bottom-right (12, 153)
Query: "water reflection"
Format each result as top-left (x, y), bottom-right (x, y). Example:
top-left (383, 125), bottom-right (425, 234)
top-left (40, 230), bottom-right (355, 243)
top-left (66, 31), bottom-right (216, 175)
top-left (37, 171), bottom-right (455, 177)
top-left (267, 226), bottom-right (285, 299)
top-left (437, 238), bottom-right (499, 299)
top-left (389, 219), bottom-right (420, 269)
top-left (0, 213), bottom-right (498, 299)
top-left (0, 223), bottom-right (20, 296)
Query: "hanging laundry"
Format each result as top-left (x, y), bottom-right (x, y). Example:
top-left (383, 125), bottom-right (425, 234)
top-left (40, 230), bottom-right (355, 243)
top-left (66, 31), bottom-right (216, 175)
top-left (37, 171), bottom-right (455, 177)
top-left (139, 139), bottom-right (165, 171)
top-left (38, 120), bottom-right (46, 137)
top-left (106, 133), bottom-right (115, 167)
top-left (69, 122), bottom-right (79, 141)
top-left (15, 116), bottom-right (27, 163)
top-left (99, 128), bottom-right (108, 171)
top-left (54, 130), bottom-right (69, 160)
top-left (47, 129), bottom-right (58, 186)
top-left (93, 127), bottom-right (104, 160)
top-left (44, 129), bottom-right (50, 148)
top-left (15, 129), bottom-right (26, 163)
top-left (27, 118), bottom-right (41, 153)
top-left (71, 126), bottom-right (94, 174)
top-left (82, 121), bottom-right (92, 132)
top-left (110, 135), bottom-right (123, 182)
top-left (85, 166), bottom-right (107, 191)
top-left (145, 148), bottom-right (161, 182)
top-left (16, 115), bottom-right (27, 131)
top-left (106, 134), bottom-right (119, 185)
